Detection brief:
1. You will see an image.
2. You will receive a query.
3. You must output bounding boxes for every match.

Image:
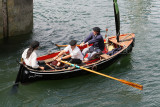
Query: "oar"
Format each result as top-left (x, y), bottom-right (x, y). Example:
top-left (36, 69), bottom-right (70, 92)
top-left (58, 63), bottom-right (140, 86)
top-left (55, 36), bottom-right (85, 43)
top-left (54, 33), bottom-right (133, 48)
top-left (55, 44), bottom-right (80, 47)
top-left (45, 63), bottom-right (55, 70)
top-left (50, 41), bottom-right (60, 50)
top-left (119, 34), bottom-right (132, 42)
top-left (10, 63), bottom-right (23, 94)
top-left (60, 60), bottom-right (143, 90)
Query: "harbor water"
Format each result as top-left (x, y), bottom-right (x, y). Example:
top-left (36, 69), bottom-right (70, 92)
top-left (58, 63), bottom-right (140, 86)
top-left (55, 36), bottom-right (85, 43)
top-left (0, 0), bottom-right (160, 106)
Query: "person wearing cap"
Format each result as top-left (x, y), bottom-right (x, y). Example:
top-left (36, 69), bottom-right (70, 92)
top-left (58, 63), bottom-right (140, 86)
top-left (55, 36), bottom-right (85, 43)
top-left (80, 27), bottom-right (105, 61)
top-left (53, 40), bottom-right (83, 66)
top-left (22, 41), bottom-right (49, 70)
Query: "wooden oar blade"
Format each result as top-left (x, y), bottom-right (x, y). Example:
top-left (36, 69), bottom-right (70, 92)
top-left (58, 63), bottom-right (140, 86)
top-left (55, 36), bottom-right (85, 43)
top-left (119, 79), bottom-right (143, 90)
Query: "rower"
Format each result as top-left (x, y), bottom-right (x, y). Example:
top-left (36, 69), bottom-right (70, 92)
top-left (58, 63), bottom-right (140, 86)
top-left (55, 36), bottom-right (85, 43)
top-left (80, 27), bottom-right (105, 62)
top-left (53, 40), bottom-right (83, 66)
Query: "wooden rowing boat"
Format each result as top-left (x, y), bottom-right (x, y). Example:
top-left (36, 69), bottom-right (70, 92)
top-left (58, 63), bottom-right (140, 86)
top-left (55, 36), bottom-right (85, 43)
top-left (18, 33), bottom-right (135, 83)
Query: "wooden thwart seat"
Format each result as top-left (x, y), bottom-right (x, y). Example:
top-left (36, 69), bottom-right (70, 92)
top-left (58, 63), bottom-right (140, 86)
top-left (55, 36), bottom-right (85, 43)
top-left (100, 54), bottom-right (110, 59)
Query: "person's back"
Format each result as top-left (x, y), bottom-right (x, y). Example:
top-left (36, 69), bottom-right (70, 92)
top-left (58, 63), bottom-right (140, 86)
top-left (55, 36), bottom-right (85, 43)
top-left (21, 41), bottom-right (48, 70)
top-left (22, 48), bottom-right (39, 68)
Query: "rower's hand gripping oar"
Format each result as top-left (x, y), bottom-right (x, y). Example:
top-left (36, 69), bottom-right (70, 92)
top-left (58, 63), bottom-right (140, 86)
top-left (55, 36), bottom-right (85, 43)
top-left (60, 60), bottom-right (143, 90)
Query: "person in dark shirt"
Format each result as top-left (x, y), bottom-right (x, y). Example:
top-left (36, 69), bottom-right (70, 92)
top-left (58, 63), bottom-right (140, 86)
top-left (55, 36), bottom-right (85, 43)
top-left (80, 27), bottom-right (105, 61)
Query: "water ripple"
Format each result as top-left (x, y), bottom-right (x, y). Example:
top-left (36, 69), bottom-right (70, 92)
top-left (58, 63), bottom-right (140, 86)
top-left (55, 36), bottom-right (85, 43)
top-left (1, 0), bottom-right (160, 107)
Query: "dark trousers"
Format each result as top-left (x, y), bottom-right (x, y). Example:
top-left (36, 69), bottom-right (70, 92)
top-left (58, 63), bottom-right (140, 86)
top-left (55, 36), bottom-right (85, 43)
top-left (82, 46), bottom-right (102, 60)
top-left (69, 58), bottom-right (82, 65)
top-left (38, 61), bottom-right (50, 70)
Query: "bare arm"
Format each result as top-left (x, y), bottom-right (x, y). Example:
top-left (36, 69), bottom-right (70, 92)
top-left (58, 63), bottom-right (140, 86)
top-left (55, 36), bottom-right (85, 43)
top-left (53, 50), bottom-right (66, 60)
top-left (57, 54), bottom-right (71, 62)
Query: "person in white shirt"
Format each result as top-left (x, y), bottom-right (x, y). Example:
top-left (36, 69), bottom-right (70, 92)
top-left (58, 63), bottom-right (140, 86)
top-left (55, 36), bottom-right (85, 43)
top-left (53, 40), bottom-right (83, 66)
top-left (22, 41), bottom-right (48, 70)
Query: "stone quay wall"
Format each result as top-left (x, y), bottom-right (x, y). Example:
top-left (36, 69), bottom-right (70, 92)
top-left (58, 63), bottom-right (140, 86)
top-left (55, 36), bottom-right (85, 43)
top-left (0, 0), bottom-right (33, 39)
